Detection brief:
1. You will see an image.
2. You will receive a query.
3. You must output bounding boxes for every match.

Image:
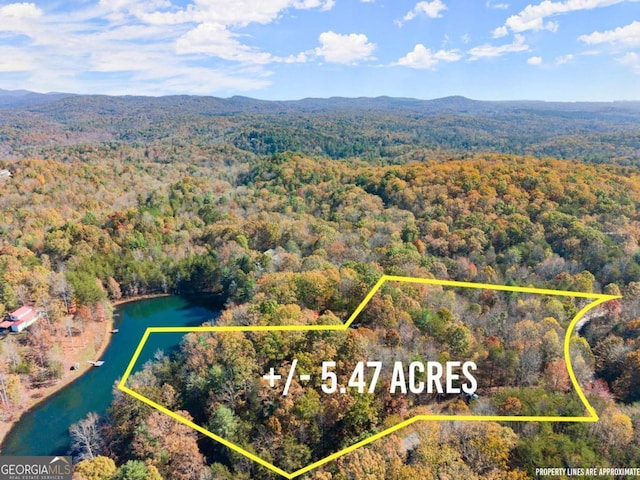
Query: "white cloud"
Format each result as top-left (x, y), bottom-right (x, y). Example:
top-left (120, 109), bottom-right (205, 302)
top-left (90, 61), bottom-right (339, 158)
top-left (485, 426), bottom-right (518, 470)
top-left (527, 55), bottom-right (543, 64)
top-left (175, 23), bottom-right (312, 64)
top-left (279, 52), bottom-right (310, 63)
top-left (175, 23), bottom-right (274, 64)
top-left (0, 2), bottom-right (44, 37)
top-left (138, 0), bottom-right (338, 66)
top-left (555, 53), bottom-right (574, 64)
top-left (138, 0), bottom-right (334, 27)
top-left (495, 0), bottom-right (628, 37)
top-left (578, 21), bottom-right (640, 74)
top-left (294, 0), bottom-right (335, 11)
top-left (133, 66), bottom-right (272, 95)
top-left (486, 1), bottom-right (510, 8)
top-left (0, 46), bottom-right (36, 71)
top-left (90, 48), bottom-right (168, 73)
top-left (468, 34), bottom-right (529, 60)
top-left (400, 0), bottom-right (447, 24)
top-left (578, 20), bottom-right (640, 47)
top-left (493, 25), bottom-right (509, 37)
top-left (545, 20), bottom-right (559, 32)
top-left (396, 44), bottom-right (462, 69)
top-left (0, 2), bottom-right (42, 18)
top-left (619, 52), bottom-right (640, 73)
top-left (314, 31), bottom-right (376, 64)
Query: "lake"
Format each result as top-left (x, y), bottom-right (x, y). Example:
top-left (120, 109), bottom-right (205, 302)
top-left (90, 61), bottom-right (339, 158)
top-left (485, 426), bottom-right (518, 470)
top-left (0, 296), bottom-right (219, 456)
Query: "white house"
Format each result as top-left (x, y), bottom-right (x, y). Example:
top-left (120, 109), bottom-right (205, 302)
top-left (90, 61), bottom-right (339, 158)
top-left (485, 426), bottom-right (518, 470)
top-left (6, 305), bottom-right (40, 332)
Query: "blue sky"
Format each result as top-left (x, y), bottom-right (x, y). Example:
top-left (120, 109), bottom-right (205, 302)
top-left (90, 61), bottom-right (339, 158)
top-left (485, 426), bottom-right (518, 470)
top-left (0, 0), bottom-right (639, 100)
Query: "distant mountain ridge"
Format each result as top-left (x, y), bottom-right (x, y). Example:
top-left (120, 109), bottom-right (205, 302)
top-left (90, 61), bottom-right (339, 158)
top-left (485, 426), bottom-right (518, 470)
top-left (1, 89), bottom-right (639, 165)
top-left (0, 88), bottom-right (74, 107)
top-left (2, 88), bottom-right (640, 113)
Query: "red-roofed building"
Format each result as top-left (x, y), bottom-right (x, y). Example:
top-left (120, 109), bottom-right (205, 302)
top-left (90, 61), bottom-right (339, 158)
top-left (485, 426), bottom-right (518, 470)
top-left (5, 305), bottom-right (40, 332)
top-left (8, 306), bottom-right (35, 321)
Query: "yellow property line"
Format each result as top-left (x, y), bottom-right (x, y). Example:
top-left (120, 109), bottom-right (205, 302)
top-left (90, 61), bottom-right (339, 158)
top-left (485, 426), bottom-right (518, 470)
top-left (118, 275), bottom-right (620, 479)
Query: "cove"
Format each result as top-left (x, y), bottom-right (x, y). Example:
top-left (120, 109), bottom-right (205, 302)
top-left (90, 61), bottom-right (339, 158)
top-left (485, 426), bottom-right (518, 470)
top-left (1, 296), bottom-right (219, 456)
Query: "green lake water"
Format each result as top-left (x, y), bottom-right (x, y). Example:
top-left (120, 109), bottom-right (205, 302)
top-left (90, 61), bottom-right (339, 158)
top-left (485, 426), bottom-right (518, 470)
top-left (1, 296), bottom-right (219, 456)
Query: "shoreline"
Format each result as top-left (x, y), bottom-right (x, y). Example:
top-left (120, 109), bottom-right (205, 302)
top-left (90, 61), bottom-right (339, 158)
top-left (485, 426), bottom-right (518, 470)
top-left (0, 292), bottom-right (171, 450)
top-left (112, 293), bottom-right (170, 307)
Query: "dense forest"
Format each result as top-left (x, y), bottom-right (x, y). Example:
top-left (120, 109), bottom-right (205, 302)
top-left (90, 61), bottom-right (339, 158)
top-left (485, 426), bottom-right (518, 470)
top-left (2, 93), bottom-right (640, 165)
top-left (1, 93), bottom-right (640, 479)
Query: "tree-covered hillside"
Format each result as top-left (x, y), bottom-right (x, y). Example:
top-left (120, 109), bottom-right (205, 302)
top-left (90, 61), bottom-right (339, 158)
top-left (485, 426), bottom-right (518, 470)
top-left (2, 144), bottom-right (640, 478)
top-left (1, 94), bottom-right (640, 165)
